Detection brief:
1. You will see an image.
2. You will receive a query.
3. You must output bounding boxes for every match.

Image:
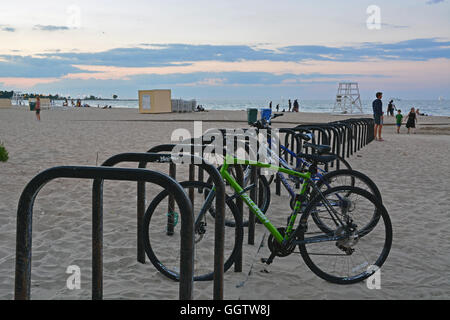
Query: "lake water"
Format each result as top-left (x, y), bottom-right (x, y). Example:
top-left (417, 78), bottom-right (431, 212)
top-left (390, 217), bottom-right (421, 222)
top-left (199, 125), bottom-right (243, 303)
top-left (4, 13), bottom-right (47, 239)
top-left (22, 98), bottom-right (450, 116)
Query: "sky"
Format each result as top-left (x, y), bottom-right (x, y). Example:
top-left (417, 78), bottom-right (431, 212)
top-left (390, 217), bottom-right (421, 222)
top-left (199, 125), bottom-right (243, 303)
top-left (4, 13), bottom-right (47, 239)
top-left (0, 0), bottom-right (449, 100)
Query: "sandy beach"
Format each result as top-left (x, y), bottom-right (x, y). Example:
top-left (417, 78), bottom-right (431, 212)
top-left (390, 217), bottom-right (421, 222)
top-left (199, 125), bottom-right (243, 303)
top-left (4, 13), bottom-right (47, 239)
top-left (0, 106), bottom-right (449, 300)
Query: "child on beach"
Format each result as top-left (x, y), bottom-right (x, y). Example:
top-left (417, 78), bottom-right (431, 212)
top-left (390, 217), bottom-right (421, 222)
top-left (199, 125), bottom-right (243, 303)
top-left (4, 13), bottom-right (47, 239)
top-left (405, 107), bottom-right (417, 134)
top-left (395, 110), bottom-right (403, 134)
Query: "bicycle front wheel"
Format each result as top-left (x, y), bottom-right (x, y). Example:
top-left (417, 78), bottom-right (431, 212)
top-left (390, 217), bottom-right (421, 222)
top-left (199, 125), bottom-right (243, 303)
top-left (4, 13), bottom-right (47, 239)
top-left (143, 181), bottom-right (243, 281)
top-left (297, 186), bottom-right (392, 284)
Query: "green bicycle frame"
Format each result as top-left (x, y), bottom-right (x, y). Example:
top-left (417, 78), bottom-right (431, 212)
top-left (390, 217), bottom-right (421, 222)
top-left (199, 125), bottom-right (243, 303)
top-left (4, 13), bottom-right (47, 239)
top-left (220, 154), bottom-right (312, 244)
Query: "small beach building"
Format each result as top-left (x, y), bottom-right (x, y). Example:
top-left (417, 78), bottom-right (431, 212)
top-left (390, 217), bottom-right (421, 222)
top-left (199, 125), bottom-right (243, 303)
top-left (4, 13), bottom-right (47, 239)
top-left (0, 99), bottom-right (12, 109)
top-left (139, 89), bottom-right (172, 114)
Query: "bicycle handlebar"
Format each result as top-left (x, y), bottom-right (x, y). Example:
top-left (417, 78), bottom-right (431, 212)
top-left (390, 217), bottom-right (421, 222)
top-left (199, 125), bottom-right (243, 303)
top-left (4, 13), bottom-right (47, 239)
top-left (271, 113), bottom-right (284, 120)
top-left (249, 113), bottom-right (285, 129)
top-left (295, 132), bottom-right (312, 142)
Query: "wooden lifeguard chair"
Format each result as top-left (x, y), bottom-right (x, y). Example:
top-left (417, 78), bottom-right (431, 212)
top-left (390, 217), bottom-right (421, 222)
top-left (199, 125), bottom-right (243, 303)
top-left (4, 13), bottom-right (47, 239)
top-left (332, 82), bottom-right (363, 114)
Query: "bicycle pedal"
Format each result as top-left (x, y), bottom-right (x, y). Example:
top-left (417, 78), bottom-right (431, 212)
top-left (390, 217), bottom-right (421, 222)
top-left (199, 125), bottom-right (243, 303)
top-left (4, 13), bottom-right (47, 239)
top-left (261, 253), bottom-right (276, 265)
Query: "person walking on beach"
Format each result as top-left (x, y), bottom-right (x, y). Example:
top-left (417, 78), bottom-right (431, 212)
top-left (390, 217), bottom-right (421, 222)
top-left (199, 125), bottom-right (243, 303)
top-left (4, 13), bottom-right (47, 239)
top-left (35, 96), bottom-right (41, 121)
top-left (293, 99), bottom-right (299, 112)
top-left (387, 100), bottom-right (396, 117)
top-left (372, 92), bottom-right (384, 141)
top-left (405, 107), bottom-right (417, 134)
top-left (288, 99), bottom-right (292, 112)
top-left (395, 109), bottom-right (403, 134)
top-left (276, 104), bottom-right (279, 112)
top-left (269, 101), bottom-right (272, 110)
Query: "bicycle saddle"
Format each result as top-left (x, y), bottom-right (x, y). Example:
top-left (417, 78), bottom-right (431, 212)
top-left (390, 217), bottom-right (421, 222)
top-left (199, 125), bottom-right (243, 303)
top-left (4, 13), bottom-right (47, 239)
top-left (303, 142), bottom-right (331, 155)
top-left (296, 152), bottom-right (337, 164)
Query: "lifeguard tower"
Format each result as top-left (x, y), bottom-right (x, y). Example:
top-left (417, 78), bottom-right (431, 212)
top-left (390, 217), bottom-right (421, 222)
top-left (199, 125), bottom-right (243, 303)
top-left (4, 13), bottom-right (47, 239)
top-left (12, 91), bottom-right (24, 105)
top-left (332, 82), bottom-right (363, 114)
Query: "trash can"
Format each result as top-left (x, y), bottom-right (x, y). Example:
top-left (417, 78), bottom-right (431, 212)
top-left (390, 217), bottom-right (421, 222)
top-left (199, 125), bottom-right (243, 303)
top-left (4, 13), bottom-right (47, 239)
top-left (260, 108), bottom-right (272, 122)
top-left (247, 108), bottom-right (258, 124)
top-left (29, 102), bottom-right (36, 111)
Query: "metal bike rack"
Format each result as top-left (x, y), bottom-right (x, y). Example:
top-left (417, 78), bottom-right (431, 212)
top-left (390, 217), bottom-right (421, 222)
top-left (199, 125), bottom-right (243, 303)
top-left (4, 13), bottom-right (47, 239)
top-left (14, 166), bottom-right (194, 300)
top-left (134, 147), bottom-right (228, 300)
top-left (213, 129), bottom-right (262, 245)
top-left (146, 140), bottom-right (246, 275)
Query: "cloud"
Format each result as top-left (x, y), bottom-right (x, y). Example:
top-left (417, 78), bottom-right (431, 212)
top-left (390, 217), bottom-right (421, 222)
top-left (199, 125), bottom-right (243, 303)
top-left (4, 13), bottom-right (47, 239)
top-left (24, 38), bottom-right (450, 73)
top-left (0, 77), bottom-right (59, 88)
top-left (0, 55), bottom-right (92, 78)
top-left (2, 39), bottom-right (449, 80)
top-left (0, 25), bottom-right (16, 32)
top-left (21, 58), bottom-right (448, 99)
top-left (1, 38), bottom-right (449, 97)
top-left (33, 25), bottom-right (70, 31)
top-left (427, 0), bottom-right (445, 4)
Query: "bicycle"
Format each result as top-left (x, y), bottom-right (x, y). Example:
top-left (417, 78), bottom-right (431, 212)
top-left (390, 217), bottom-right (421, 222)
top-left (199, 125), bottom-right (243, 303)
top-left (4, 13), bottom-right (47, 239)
top-left (220, 153), bottom-right (392, 284)
top-left (222, 115), bottom-right (383, 230)
top-left (143, 152), bottom-right (392, 284)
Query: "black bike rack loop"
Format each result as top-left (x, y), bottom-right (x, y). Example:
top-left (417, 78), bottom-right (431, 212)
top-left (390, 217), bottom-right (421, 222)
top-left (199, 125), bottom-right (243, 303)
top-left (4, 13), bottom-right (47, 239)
top-left (133, 149), bottom-right (227, 300)
top-left (14, 166), bottom-right (194, 300)
top-left (146, 142), bottom-right (246, 274)
top-left (211, 130), bottom-right (265, 246)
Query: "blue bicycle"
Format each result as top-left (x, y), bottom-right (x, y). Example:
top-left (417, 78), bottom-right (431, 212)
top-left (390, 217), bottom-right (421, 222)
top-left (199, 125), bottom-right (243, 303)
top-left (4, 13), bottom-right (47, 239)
top-left (238, 114), bottom-right (383, 232)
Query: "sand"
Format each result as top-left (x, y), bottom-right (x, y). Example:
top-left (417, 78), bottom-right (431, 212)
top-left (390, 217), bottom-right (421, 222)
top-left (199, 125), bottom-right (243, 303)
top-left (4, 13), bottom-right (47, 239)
top-left (0, 106), bottom-right (449, 300)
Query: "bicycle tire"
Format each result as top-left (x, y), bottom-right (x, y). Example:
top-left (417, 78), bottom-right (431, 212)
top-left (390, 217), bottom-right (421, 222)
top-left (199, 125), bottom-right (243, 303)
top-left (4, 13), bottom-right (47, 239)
top-left (142, 180), bottom-right (243, 281)
top-left (268, 153), bottom-right (351, 194)
top-left (321, 154), bottom-right (352, 172)
top-left (297, 186), bottom-right (392, 284)
top-left (207, 166), bottom-right (271, 226)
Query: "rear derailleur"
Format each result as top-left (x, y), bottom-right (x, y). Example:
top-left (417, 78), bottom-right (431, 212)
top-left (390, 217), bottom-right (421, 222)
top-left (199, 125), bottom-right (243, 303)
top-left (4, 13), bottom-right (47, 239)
top-left (335, 223), bottom-right (359, 255)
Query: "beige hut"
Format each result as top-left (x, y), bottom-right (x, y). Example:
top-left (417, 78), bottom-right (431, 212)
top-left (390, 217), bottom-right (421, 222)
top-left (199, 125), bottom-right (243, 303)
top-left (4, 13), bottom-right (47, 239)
top-left (0, 99), bottom-right (12, 109)
top-left (138, 90), bottom-right (172, 114)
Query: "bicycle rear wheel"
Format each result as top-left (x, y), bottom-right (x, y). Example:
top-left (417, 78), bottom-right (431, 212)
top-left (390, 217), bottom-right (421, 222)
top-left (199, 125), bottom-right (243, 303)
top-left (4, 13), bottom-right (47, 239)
top-left (143, 181), bottom-right (243, 281)
top-left (297, 186), bottom-right (392, 284)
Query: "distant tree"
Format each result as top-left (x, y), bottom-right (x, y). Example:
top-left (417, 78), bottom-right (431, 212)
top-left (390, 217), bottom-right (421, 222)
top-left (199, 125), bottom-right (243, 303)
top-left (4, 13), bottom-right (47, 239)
top-left (113, 94), bottom-right (118, 100)
top-left (0, 91), bottom-right (14, 99)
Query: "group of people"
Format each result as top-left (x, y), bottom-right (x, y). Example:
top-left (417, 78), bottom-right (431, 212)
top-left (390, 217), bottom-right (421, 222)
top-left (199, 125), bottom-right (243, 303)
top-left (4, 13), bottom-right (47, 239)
top-left (269, 99), bottom-right (300, 113)
top-left (196, 105), bottom-right (206, 112)
top-left (372, 92), bottom-right (423, 140)
top-left (63, 98), bottom-right (94, 108)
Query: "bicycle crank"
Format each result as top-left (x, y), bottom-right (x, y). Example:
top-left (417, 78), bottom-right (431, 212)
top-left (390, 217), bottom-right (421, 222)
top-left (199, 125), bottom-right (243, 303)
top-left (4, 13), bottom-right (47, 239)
top-left (267, 228), bottom-right (296, 258)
